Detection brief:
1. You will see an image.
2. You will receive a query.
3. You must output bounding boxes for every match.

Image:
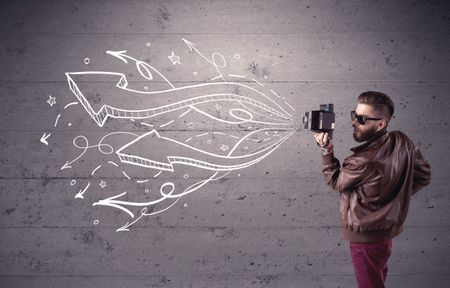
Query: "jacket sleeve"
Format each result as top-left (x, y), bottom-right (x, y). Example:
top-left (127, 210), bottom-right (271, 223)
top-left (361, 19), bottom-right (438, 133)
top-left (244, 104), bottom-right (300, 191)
top-left (412, 148), bottom-right (431, 195)
top-left (321, 152), bottom-right (370, 193)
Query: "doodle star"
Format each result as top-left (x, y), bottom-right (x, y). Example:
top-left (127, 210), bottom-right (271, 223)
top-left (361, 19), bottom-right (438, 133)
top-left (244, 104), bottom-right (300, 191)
top-left (220, 144), bottom-right (229, 152)
top-left (99, 180), bottom-right (106, 189)
top-left (47, 95), bottom-right (56, 107)
top-left (168, 51), bottom-right (181, 65)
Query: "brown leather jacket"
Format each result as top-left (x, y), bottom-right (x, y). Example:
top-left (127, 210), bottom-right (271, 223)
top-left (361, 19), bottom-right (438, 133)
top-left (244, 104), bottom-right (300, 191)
top-left (322, 130), bottom-right (431, 243)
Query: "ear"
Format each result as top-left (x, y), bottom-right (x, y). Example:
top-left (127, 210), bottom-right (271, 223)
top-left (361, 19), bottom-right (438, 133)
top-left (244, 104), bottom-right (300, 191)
top-left (377, 119), bottom-right (387, 131)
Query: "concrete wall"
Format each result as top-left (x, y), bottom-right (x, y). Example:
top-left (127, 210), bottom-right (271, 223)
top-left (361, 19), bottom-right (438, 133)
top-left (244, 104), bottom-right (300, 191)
top-left (1, 1), bottom-right (449, 287)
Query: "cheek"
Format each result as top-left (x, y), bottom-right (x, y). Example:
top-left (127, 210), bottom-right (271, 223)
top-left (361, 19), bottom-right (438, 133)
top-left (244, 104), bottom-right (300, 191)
top-left (354, 123), bottom-right (364, 131)
top-left (356, 124), bottom-right (370, 134)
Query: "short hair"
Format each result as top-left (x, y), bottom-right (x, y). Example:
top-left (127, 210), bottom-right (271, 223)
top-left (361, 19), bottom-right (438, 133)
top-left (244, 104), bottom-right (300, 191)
top-left (357, 91), bottom-right (394, 119)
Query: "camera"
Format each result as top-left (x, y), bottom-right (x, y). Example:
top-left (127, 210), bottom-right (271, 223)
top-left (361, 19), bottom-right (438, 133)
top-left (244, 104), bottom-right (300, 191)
top-left (303, 104), bottom-right (335, 138)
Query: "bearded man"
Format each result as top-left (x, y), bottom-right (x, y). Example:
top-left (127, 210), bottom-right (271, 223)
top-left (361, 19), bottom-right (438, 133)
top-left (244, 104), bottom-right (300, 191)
top-left (314, 91), bottom-right (431, 288)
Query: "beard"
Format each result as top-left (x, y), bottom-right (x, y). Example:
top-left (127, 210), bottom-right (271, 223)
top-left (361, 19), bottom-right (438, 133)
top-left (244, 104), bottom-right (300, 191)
top-left (353, 125), bottom-right (378, 142)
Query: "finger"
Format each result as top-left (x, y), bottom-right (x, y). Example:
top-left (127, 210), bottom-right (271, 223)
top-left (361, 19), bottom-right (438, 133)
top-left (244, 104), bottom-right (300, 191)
top-left (320, 132), bottom-right (326, 144)
top-left (314, 133), bottom-right (321, 142)
top-left (314, 133), bottom-right (324, 146)
top-left (319, 133), bottom-right (325, 143)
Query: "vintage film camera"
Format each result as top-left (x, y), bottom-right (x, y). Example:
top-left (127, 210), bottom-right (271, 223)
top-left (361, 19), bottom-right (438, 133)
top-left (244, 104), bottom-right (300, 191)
top-left (302, 104), bottom-right (335, 138)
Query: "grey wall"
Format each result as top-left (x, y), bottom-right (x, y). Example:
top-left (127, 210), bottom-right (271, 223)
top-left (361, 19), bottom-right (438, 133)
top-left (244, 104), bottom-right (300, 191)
top-left (1, 0), bottom-right (449, 287)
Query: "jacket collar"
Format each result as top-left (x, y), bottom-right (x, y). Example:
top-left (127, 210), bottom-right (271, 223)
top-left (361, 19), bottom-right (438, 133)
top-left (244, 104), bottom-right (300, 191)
top-left (350, 129), bottom-right (388, 153)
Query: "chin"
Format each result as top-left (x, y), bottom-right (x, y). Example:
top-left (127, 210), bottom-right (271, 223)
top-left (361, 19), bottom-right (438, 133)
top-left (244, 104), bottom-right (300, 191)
top-left (353, 133), bottom-right (364, 142)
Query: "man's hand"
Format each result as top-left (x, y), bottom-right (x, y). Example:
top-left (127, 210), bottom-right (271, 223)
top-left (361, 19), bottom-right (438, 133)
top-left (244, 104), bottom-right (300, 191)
top-left (314, 132), bottom-right (332, 148)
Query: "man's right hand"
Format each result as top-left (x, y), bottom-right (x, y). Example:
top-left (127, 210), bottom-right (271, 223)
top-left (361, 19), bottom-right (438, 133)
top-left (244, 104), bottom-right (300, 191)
top-left (314, 132), bottom-right (331, 148)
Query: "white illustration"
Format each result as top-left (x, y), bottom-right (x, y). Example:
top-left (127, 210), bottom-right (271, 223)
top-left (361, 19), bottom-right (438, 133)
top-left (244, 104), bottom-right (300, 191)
top-left (168, 51), bottom-right (181, 65)
top-left (47, 38), bottom-right (296, 231)
top-left (99, 180), bottom-right (107, 189)
top-left (40, 132), bottom-right (51, 146)
top-left (47, 95), bottom-right (56, 107)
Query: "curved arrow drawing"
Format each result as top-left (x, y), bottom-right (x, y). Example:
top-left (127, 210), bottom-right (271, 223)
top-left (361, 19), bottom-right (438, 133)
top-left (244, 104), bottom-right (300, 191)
top-left (75, 181), bottom-right (91, 199)
top-left (65, 71), bottom-right (292, 127)
top-left (116, 128), bottom-right (295, 173)
top-left (106, 50), bottom-right (175, 88)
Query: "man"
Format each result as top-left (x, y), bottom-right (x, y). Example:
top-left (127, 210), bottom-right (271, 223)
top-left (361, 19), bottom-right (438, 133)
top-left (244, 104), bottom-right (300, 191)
top-left (314, 91), bottom-right (431, 288)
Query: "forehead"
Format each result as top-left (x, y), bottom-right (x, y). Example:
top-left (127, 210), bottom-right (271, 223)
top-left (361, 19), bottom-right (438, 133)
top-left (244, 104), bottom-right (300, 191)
top-left (355, 103), bottom-right (377, 116)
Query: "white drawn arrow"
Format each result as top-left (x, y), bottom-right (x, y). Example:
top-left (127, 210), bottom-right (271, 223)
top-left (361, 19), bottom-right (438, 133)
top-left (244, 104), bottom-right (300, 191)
top-left (116, 129), bottom-right (296, 174)
top-left (66, 71), bottom-right (293, 127)
top-left (182, 38), bottom-right (218, 67)
top-left (40, 132), bottom-right (51, 145)
top-left (75, 182), bottom-right (90, 199)
top-left (182, 38), bottom-right (227, 81)
top-left (106, 50), bottom-right (174, 88)
top-left (116, 199), bottom-right (181, 232)
top-left (92, 189), bottom-right (172, 218)
top-left (105, 50), bottom-right (129, 63)
top-left (60, 147), bottom-right (86, 170)
top-left (60, 161), bottom-right (72, 170)
top-left (60, 135), bottom-right (89, 170)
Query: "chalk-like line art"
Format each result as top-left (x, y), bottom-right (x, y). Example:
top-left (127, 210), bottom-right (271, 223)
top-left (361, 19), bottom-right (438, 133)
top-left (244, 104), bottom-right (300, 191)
top-left (108, 161), bottom-right (119, 167)
top-left (40, 132), bottom-right (51, 145)
top-left (285, 101), bottom-right (296, 112)
top-left (228, 74), bottom-right (246, 78)
top-left (270, 89), bottom-right (281, 99)
top-left (168, 51), bottom-right (181, 65)
top-left (115, 128), bottom-right (294, 172)
top-left (55, 38), bottom-right (297, 231)
top-left (196, 132), bottom-right (209, 138)
top-left (140, 122), bottom-right (154, 127)
top-left (47, 95), bottom-right (56, 107)
top-left (252, 79), bottom-right (265, 87)
top-left (75, 181), bottom-right (91, 199)
top-left (182, 38), bottom-right (228, 82)
top-left (178, 108), bottom-right (191, 118)
top-left (60, 131), bottom-right (139, 170)
top-left (64, 102), bottom-right (78, 109)
top-left (54, 114), bottom-right (61, 127)
top-left (99, 180), bottom-right (106, 189)
top-left (66, 71), bottom-right (293, 127)
top-left (160, 120), bottom-right (174, 128)
top-left (106, 50), bottom-right (174, 88)
top-left (122, 171), bottom-right (131, 180)
top-left (91, 165), bottom-right (102, 176)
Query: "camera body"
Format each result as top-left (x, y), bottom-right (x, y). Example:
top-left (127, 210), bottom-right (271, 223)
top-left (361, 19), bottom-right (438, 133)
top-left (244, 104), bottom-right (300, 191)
top-left (303, 104), bottom-right (335, 138)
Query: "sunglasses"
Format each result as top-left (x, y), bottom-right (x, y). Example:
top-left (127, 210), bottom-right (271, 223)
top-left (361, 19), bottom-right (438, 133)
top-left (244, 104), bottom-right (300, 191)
top-left (351, 111), bottom-right (383, 125)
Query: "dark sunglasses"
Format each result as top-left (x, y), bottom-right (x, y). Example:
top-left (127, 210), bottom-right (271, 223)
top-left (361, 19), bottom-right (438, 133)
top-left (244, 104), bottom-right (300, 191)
top-left (351, 111), bottom-right (383, 125)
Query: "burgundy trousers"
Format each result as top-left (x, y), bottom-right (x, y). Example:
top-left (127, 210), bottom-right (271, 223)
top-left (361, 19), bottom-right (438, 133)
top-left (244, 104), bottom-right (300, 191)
top-left (350, 239), bottom-right (393, 288)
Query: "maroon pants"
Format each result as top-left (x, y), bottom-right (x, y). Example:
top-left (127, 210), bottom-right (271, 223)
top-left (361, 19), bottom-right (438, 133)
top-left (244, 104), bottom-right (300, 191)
top-left (350, 239), bottom-right (392, 288)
